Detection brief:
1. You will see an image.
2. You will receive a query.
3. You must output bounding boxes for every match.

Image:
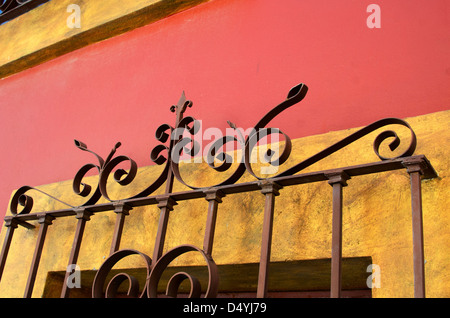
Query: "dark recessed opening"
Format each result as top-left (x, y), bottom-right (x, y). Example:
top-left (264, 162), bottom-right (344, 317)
top-left (43, 256), bottom-right (372, 298)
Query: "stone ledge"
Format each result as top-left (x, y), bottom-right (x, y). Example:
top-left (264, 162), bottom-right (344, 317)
top-left (0, 0), bottom-right (209, 79)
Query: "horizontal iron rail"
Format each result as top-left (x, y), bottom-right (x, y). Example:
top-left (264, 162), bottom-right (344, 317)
top-left (4, 154), bottom-right (436, 227)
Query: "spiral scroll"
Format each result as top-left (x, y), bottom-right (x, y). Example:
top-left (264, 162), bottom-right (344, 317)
top-left (92, 245), bottom-right (218, 298)
top-left (147, 245), bottom-right (219, 298)
top-left (273, 117), bottom-right (417, 178)
top-left (92, 249), bottom-right (152, 298)
top-left (10, 185), bottom-right (75, 216)
top-left (171, 83), bottom-right (309, 189)
top-left (70, 139), bottom-right (119, 206)
top-left (97, 122), bottom-right (174, 201)
top-left (9, 140), bottom-right (111, 215)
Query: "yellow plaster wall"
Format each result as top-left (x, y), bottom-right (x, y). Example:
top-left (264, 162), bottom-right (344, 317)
top-left (0, 0), bottom-right (209, 78)
top-left (0, 110), bottom-right (449, 298)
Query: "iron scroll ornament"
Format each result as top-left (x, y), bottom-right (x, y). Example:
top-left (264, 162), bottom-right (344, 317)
top-left (10, 82), bottom-right (417, 213)
top-left (170, 83), bottom-right (417, 189)
top-left (10, 140), bottom-right (122, 215)
top-left (92, 245), bottom-right (218, 298)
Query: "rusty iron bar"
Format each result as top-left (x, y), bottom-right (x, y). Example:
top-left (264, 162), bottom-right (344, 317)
top-left (24, 214), bottom-right (54, 298)
top-left (203, 189), bottom-right (225, 256)
top-left (326, 171), bottom-right (350, 298)
top-left (0, 219), bottom-right (18, 284)
top-left (61, 209), bottom-right (92, 298)
top-left (151, 92), bottom-right (190, 264)
top-left (410, 171), bottom-right (425, 298)
top-left (403, 157), bottom-right (427, 298)
top-left (152, 196), bottom-right (177, 262)
top-left (109, 202), bottom-right (132, 255)
top-left (256, 181), bottom-right (281, 298)
top-left (0, 218), bottom-right (34, 289)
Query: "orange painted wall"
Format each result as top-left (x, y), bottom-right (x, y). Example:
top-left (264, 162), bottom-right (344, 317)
top-left (0, 0), bottom-right (449, 219)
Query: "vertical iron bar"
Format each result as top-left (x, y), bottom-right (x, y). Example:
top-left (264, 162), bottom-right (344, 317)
top-left (0, 219), bottom-right (18, 284)
top-left (410, 171), bottom-right (425, 298)
top-left (152, 196), bottom-right (177, 262)
top-left (331, 182), bottom-right (343, 298)
top-left (403, 158), bottom-right (426, 298)
top-left (203, 189), bottom-right (225, 255)
top-left (109, 202), bottom-right (131, 255)
top-left (24, 214), bottom-right (54, 298)
top-left (326, 171), bottom-right (349, 299)
top-left (150, 92), bottom-right (188, 264)
top-left (256, 181), bottom-right (281, 298)
top-left (60, 209), bottom-right (92, 298)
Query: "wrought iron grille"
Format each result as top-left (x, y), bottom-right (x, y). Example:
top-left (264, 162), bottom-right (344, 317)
top-left (0, 83), bottom-right (437, 298)
top-left (0, 0), bottom-right (50, 24)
